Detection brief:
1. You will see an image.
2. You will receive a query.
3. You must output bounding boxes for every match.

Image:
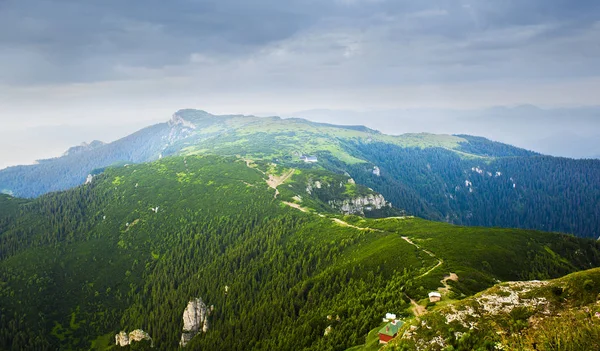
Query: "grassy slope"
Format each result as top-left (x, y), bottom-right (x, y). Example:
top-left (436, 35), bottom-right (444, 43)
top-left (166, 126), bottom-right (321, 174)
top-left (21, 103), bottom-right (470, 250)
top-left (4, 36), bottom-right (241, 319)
top-left (173, 111), bottom-right (468, 164)
top-left (344, 216), bottom-right (600, 296)
top-left (346, 323), bottom-right (386, 351)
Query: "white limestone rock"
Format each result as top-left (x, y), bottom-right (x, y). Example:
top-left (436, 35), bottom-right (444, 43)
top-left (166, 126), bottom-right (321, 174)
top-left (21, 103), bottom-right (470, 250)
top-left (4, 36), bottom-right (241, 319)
top-left (115, 329), bottom-right (151, 347)
top-left (180, 298), bottom-right (210, 347)
top-left (115, 331), bottom-right (129, 347)
top-left (129, 329), bottom-right (152, 344)
top-left (328, 194), bottom-right (391, 215)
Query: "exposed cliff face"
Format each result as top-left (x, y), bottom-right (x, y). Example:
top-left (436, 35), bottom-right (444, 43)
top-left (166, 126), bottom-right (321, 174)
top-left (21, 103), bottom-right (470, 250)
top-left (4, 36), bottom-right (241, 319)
top-left (328, 194), bottom-right (391, 215)
top-left (163, 114), bottom-right (197, 148)
top-left (180, 298), bottom-right (211, 347)
top-left (297, 174), bottom-right (393, 216)
top-left (168, 112), bottom-right (197, 130)
top-left (62, 140), bottom-right (106, 157)
top-left (115, 329), bottom-right (152, 347)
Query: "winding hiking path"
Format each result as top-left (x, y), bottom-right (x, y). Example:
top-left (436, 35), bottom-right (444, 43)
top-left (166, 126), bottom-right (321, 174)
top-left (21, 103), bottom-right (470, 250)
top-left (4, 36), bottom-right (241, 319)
top-left (281, 206), bottom-right (449, 317)
top-left (397, 235), bottom-right (445, 316)
top-left (401, 236), bottom-right (443, 279)
top-left (407, 295), bottom-right (427, 316)
top-left (330, 218), bottom-right (383, 232)
top-left (282, 201), bottom-right (308, 212)
top-left (284, 209), bottom-right (444, 280)
top-left (329, 219), bottom-right (444, 281)
top-left (439, 273), bottom-right (459, 294)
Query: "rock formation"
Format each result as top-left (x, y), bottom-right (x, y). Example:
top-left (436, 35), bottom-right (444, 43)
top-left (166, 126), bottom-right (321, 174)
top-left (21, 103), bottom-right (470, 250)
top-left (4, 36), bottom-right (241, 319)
top-left (169, 112), bottom-right (197, 130)
top-left (328, 194), bottom-right (391, 215)
top-left (63, 140), bottom-right (105, 157)
top-left (373, 166), bottom-right (381, 176)
top-left (115, 331), bottom-right (129, 347)
top-left (180, 298), bottom-right (210, 347)
top-left (115, 329), bottom-right (152, 347)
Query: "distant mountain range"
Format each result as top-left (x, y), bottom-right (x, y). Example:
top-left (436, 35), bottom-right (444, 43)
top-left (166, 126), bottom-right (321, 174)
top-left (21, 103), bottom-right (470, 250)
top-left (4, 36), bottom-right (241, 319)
top-left (284, 105), bottom-right (600, 160)
top-left (1, 109), bottom-right (599, 238)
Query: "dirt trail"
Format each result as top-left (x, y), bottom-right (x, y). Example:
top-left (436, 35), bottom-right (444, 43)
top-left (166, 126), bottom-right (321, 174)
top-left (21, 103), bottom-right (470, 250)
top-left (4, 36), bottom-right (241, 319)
top-left (378, 216), bottom-right (415, 220)
top-left (242, 158), bottom-right (263, 172)
top-left (417, 260), bottom-right (443, 279)
top-left (407, 295), bottom-right (427, 316)
top-left (282, 201), bottom-right (308, 212)
top-left (331, 218), bottom-right (383, 232)
top-left (266, 168), bottom-right (295, 198)
top-left (325, 218), bottom-right (448, 317)
top-left (401, 236), bottom-right (443, 279)
top-left (439, 273), bottom-right (459, 294)
top-left (277, 208), bottom-right (446, 317)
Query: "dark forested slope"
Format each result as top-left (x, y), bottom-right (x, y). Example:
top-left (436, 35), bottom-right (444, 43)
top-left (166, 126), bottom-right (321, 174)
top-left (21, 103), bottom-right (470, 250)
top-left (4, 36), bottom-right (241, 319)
top-left (338, 142), bottom-right (600, 238)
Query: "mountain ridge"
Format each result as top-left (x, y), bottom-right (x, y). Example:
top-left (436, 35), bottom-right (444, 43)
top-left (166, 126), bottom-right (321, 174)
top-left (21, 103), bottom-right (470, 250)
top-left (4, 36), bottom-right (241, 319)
top-left (1, 109), bottom-right (598, 239)
top-left (0, 109), bottom-right (525, 198)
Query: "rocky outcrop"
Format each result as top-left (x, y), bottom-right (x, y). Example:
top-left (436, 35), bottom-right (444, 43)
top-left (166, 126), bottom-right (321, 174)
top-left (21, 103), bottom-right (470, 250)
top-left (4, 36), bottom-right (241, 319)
top-left (169, 112), bottom-right (197, 130)
top-left (180, 298), bottom-right (211, 347)
top-left (328, 194), bottom-right (391, 215)
top-left (63, 140), bottom-right (105, 157)
top-left (115, 329), bottom-right (152, 347)
top-left (373, 166), bottom-right (381, 176)
top-left (115, 331), bottom-right (129, 347)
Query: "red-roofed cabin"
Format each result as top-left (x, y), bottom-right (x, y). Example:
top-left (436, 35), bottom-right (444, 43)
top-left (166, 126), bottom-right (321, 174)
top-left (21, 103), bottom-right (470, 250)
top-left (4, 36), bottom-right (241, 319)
top-left (378, 320), bottom-right (403, 344)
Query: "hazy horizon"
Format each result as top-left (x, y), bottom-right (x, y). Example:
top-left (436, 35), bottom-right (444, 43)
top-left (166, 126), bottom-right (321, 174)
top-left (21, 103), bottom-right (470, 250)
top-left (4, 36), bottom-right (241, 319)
top-left (1, 104), bottom-right (600, 170)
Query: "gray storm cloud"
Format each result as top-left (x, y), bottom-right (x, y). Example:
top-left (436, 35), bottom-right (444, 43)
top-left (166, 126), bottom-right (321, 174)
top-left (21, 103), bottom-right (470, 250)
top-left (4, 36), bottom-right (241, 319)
top-left (1, 0), bottom-right (599, 85)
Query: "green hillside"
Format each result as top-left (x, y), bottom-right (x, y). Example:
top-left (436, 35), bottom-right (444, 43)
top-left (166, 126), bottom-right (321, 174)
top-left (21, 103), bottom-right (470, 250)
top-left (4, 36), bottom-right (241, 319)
top-left (1, 155), bottom-right (599, 350)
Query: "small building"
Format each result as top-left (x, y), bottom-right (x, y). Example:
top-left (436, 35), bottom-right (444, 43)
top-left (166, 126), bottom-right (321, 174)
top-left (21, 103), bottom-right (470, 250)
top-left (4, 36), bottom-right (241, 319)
top-left (428, 291), bottom-right (442, 303)
top-left (378, 320), bottom-right (404, 344)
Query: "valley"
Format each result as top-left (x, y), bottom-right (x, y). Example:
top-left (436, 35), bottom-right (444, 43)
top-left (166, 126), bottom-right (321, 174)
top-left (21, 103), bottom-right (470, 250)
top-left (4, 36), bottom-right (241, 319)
top-left (1, 155), bottom-right (599, 350)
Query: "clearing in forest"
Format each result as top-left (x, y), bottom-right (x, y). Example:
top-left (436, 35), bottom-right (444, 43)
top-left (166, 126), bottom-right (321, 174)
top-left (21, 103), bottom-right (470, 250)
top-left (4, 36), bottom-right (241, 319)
top-left (266, 168), bottom-right (295, 197)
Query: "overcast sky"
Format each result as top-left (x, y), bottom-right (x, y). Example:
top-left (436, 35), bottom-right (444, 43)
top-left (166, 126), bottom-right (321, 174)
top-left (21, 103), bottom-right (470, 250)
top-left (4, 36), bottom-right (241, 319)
top-left (1, 0), bottom-right (600, 168)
